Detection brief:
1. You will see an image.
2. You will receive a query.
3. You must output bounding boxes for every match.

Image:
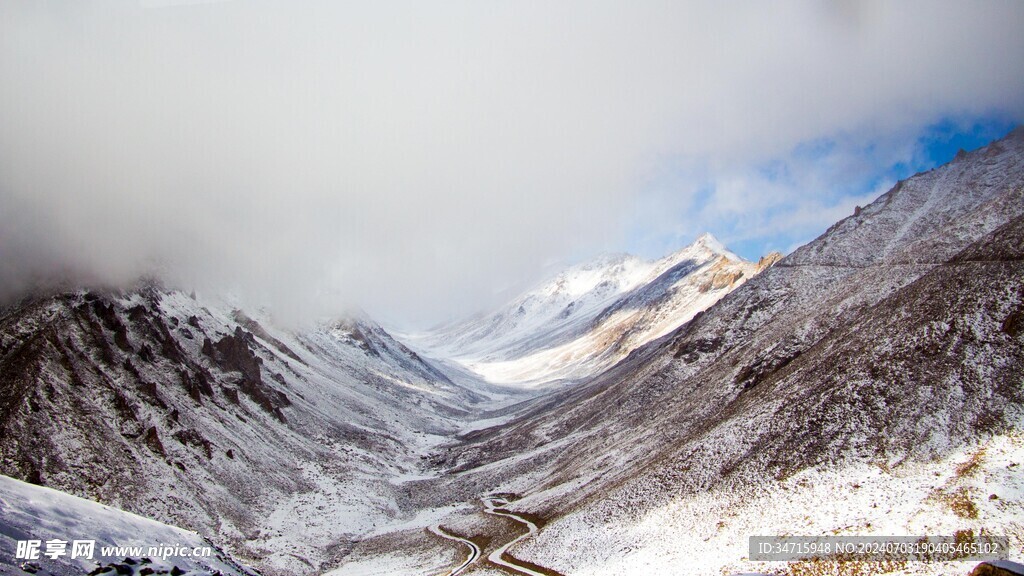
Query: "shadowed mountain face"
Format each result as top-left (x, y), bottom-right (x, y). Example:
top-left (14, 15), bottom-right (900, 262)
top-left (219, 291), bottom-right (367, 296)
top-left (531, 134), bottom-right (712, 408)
top-left (0, 286), bottom-right (486, 575)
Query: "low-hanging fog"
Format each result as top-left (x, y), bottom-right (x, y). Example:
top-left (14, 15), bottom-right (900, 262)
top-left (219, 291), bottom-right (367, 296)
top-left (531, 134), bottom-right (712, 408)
top-left (2, 1), bottom-right (1022, 327)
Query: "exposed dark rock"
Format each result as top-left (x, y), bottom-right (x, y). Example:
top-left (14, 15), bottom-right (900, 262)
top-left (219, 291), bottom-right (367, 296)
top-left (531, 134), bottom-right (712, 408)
top-left (122, 357), bottom-right (140, 377)
top-left (156, 319), bottom-right (185, 364)
top-left (1003, 309), bottom-right (1024, 337)
top-left (179, 368), bottom-right (213, 403)
top-left (128, 304), bottom-right (149, 322)
top-left (174, 428), bottom-right (213, 459)
top-left (221, 386), bottom-right (240, 405)
top-left (202, 327), bottom-right (291, 418)
top-left (672, 337), bottom-right (722, 360)
top-left (202, 337), bottom-right (215, 357)
top-left (144, 426), bottom-right (165, 457)
top-left (0, 332), bottom-right (45, 432)
top-left (734, 347), bottom-right (803, 390)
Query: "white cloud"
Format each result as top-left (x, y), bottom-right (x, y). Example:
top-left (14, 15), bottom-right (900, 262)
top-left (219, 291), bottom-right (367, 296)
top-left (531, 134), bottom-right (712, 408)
top-left (1, 0), bottom-right (1022, 325)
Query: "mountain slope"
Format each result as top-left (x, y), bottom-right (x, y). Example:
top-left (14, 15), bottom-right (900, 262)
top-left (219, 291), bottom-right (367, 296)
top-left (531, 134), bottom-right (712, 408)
top-left (0, 284), bottom-right (488, 575)
top-left (373, 127), bottom-right (1024, 575)
top-left (510, 210), bottom-right (1024, 576)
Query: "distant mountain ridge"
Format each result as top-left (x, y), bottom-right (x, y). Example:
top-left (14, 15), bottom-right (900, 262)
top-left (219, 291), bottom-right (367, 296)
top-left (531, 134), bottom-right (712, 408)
top-left (410, 233), bottom-right (781, 385)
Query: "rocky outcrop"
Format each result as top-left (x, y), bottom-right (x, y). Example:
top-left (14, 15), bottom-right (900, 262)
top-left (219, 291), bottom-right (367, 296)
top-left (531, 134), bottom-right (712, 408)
top-left (756, 251), bottom-right (783, 272)
top-left (202, 327), bottom-right (290, 421)
top-left (699, 256), bottom-right (750, 292)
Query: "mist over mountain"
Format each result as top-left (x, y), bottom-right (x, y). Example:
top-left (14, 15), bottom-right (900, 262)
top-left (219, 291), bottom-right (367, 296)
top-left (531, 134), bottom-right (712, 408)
top-left (2, 1), bottom-right (1023, 326)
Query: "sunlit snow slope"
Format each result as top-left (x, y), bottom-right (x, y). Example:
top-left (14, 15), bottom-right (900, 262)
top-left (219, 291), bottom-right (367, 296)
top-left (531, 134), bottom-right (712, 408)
top-left (411, 234), bottom-right (779, 386)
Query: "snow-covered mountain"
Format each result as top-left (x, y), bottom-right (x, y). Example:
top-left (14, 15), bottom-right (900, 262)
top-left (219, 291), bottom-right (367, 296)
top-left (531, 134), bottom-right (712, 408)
top-left (2, 128), bottom-right (1023, 576)
top-left (411, 233), bottom-right (780, 385)
top-left (337, 128), bottom-right (1024, 575)
top-left (0, 284), bottom-right (496, 575)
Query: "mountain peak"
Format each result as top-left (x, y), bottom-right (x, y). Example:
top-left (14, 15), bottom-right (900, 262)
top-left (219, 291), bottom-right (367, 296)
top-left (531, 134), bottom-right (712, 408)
top-left (660, 232), bottom-right (743, 266)
top-left (693, 232), bottom-right (726, 253)
top-left (695, 231), bottom-right (718, 243)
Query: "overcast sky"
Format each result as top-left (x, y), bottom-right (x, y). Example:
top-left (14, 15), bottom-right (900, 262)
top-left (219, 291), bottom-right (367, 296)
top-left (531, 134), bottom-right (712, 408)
top-left (2, 1), bottom-right (1023, 327)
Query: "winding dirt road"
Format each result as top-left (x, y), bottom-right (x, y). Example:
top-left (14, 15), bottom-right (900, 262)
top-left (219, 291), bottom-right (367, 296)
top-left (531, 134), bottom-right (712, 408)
top-left (480, 495), bottom-right (554, 576)
top-left (428, 524), bottom-right (480, 576)
top-left (432, 495), bottom-right (561, 576)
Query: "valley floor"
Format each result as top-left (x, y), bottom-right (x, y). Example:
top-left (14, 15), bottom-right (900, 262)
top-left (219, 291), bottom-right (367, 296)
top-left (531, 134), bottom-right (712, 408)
top-left (324, 386), bottom-right (1024, 576)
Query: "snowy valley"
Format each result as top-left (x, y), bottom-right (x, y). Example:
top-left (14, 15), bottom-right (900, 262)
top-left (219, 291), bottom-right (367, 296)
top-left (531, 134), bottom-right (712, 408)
top-left (1, 128), bottom-right (1024, 576)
